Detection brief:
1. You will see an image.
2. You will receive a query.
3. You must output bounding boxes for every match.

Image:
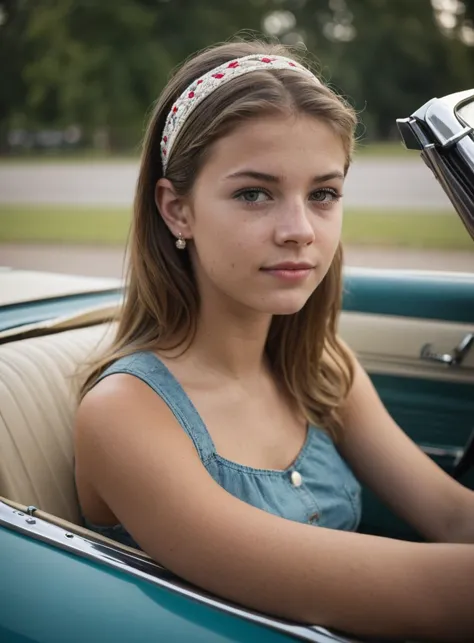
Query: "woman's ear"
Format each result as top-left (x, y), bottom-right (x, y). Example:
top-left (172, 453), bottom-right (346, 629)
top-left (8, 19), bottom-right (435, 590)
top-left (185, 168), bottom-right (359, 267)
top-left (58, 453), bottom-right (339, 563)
top-left (155, 178), bottom-right (192, 240)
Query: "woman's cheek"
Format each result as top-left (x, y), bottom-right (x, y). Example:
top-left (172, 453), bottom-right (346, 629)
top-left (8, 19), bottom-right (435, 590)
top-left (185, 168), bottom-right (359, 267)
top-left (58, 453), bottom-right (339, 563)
top-left (323, 210), bottom-right (343, 247)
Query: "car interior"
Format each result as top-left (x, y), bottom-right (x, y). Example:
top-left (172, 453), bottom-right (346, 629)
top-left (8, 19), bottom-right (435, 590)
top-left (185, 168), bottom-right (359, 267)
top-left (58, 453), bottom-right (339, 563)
top-left (0, 319), bottom-right (153, 557)
top-left (0, 88), bottom-right (473, 570)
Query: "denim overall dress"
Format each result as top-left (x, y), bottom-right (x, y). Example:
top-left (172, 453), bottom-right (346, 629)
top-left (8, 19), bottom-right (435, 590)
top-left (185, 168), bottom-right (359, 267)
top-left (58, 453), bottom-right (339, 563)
top-left (82, 352), bottom-right (362, 549)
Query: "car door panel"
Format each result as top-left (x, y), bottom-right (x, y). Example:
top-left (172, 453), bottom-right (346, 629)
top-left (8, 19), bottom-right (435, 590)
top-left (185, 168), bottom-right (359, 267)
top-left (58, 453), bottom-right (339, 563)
top-left (341, 268), bottom-right (474, 540)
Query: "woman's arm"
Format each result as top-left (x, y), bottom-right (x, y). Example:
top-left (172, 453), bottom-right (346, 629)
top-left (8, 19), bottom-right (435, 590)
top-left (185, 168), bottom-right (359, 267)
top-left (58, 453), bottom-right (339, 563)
top-left (338, 351), bottom-right (474, 544)
top-left (74, 373), bottom-right (474, 642)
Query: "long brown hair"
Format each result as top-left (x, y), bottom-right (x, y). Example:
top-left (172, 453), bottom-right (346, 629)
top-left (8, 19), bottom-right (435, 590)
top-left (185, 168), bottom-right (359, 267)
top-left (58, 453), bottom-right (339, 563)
top-left (81, 38), bottom-right (357, 439)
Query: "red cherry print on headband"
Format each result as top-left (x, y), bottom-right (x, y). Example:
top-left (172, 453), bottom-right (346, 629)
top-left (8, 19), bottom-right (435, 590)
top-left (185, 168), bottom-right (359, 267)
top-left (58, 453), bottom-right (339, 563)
top-left (289, 62), bottom-right (296, 67)
top-left (188, 91), bottom-right (195, 98)
top-left (261, 57), bottom-right (273, 63)
top-left (228, 61), bottom-right (239, 68)
top-left (197, 79), bottom-right (203, 84)
top-left (172, 106), bottom-right (178, 113)
top-left (212, 73), bottom-right (225, 79)
top-left (163, 136), bottom-right (168, 143)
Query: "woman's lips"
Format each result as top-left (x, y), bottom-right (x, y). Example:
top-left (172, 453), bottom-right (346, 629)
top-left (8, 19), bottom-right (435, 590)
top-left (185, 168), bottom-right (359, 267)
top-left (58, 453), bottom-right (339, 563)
top-left (261, 262), bottom-right (315, 281)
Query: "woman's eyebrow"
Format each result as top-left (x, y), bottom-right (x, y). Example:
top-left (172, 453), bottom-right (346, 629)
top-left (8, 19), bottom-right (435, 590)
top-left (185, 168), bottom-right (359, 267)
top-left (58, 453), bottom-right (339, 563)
top-left (224, 170), bottom-right (344, 183)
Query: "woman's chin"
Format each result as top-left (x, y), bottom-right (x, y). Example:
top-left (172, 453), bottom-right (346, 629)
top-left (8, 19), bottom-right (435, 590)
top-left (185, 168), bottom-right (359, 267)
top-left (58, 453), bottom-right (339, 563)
top-left (255, 292), bottom-right (312, 316)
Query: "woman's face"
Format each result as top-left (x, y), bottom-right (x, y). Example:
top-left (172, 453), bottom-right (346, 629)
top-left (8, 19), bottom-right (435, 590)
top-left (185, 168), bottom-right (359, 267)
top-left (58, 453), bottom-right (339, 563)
top-left (185, 113), bottom-right (346, 316)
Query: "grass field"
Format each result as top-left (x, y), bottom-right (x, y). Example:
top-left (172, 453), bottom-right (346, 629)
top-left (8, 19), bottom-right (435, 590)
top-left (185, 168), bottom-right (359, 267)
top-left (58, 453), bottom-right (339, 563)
top-left (0, 204), bottom-right (471, 250)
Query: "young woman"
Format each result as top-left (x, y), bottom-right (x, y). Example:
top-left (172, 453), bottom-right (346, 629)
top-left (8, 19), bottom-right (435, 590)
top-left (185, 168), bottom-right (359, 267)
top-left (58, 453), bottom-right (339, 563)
top-left (74, 39), bottom-right (474, 640)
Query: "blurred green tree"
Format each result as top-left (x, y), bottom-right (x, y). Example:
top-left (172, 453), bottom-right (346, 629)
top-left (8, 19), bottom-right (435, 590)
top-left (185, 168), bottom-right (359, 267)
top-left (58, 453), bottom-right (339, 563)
top-left (0, 0), bottom-right (30, 151)
top-left (0, 0), bottom-right (473, 151)
top-left (0, 0), bottom-right (273, 150)
top-left (268, 0), bottom-right (474, 139)
top-left (8, 0), bottom-right (176, 149)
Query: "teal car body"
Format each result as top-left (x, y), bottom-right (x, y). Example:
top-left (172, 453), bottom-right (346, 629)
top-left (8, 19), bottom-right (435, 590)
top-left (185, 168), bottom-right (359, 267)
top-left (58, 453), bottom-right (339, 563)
top-left (0, 90), bottom-right (473, 643)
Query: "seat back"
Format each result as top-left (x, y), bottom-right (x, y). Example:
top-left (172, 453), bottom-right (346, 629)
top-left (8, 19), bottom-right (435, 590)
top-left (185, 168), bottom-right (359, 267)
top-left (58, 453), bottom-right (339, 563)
top-left (0, 324), bottom-right (114, 524)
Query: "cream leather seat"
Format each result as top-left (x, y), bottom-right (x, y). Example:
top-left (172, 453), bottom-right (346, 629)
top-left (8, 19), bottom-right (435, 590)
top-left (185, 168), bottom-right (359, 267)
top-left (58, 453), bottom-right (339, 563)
top-left (0, 323), bottom-right (114, 524)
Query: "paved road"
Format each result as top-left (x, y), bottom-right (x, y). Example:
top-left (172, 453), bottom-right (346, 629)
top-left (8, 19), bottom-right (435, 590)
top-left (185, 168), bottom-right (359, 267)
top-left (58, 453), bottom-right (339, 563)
top-left (1, 243), bottom-right (472, 278)
top-left (0, 158), bottom-right (453, 210)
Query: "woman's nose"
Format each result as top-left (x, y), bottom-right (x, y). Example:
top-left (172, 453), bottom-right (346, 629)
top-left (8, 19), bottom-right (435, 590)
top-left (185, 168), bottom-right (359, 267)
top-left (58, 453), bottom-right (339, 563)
top-left (274, 199), bottom-right (315, 246)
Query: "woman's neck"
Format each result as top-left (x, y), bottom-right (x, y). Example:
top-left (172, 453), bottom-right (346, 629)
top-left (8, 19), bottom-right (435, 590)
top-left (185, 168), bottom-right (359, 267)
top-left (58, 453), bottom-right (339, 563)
top-left (162, 296), bottom-right (273, 380)
top-left (190, 319), bottom-right (271, 380)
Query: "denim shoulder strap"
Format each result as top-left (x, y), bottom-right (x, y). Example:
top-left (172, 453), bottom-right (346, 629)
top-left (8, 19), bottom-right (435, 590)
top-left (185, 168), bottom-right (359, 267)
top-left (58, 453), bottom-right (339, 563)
top-left (95, 352), bottom-right (214, 463)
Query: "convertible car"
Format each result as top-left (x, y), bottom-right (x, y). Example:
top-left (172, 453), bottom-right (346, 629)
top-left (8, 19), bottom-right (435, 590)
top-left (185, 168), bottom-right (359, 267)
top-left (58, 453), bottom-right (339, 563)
top-left (0, 89), bottom-right (473, 643)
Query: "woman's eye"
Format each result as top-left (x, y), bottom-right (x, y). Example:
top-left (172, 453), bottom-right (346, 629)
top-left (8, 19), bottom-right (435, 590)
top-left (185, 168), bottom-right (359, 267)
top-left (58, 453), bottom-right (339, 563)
top-left (235, 189), bottom-right (269, 204)
top-left (233, 187), bottom-right (341, 206)
top-left (311, 188), bottom-right (341, 204)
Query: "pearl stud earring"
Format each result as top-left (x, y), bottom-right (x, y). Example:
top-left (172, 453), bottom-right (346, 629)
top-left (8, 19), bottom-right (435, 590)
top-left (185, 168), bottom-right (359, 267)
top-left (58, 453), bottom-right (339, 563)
top-left (175, 233), bottom-right (186, 250)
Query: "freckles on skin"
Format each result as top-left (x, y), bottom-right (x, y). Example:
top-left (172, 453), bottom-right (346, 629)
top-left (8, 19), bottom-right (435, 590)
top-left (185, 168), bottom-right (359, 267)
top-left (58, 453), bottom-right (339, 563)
top-left (186, 113), bottom-right (346, 314)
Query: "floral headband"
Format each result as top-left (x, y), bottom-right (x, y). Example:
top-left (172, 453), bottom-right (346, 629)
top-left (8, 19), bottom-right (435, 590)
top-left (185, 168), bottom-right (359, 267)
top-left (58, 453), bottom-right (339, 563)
top-left (160, 54), bottom-right (319, 173)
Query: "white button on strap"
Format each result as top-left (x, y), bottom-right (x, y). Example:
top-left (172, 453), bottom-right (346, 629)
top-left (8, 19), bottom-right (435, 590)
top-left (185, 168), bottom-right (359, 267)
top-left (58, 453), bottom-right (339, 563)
top-left (291, 470), bottom-right (303, 487)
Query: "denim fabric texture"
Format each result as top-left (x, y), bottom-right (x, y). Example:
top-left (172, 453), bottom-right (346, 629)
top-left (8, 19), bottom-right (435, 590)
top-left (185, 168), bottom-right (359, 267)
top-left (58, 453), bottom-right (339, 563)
top-left (82, 352), bottom-right (362, 549)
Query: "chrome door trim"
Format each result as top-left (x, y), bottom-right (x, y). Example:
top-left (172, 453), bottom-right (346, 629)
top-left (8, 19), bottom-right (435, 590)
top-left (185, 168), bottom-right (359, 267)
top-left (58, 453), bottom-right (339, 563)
top-left (0, 500), bottom-right (358, 643)
top-left (420, 333), bottom-right (474, 367)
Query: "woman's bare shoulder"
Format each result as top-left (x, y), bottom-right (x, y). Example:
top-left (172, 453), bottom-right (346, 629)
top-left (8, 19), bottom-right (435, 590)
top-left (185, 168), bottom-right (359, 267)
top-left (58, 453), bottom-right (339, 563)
top-left (74, 371), bottom-right (192, 469)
